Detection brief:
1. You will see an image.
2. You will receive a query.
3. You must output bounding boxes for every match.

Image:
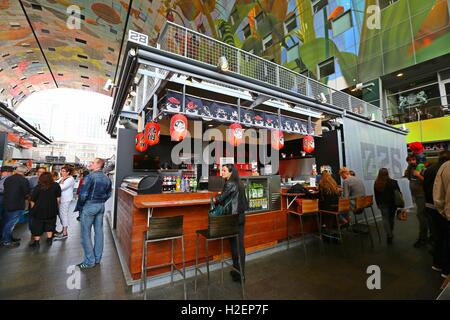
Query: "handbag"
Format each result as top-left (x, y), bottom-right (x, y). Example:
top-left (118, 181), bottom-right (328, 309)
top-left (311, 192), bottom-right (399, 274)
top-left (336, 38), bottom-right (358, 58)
top-left (394, 189), bottom-right (405, 208)
top-left (209, 196), bottom-right (232, 217)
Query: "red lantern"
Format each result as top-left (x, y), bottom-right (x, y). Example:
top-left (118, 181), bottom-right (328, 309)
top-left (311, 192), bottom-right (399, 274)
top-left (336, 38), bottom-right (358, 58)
top-left (135, 132), bottom-right (148, 152)
top-left (144, 122), bottom-right (160, 146)
top-left (228, 123), bottom-right (244, 146)
top-left (170, 114), bottom-right (188, 141)
top-left (271, 130), bottom-right (284, 150)
top-left (303, 135), bottom-right (315, 153)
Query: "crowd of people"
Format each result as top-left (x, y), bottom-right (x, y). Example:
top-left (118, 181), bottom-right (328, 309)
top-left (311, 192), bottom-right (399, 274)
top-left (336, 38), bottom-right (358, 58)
top-left (0, 158), bottom-right (112, 270)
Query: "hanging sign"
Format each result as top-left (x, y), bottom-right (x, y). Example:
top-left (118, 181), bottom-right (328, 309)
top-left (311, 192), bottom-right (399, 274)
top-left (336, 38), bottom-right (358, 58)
top-left (303, 135), bottom-right (315, 153)
top-left (228, 123), bottom-right (244, 146)
top-left (135, 132), bottom-right (148, 152)
top-left (144, 122), bottom-right (160, 146)
top-left (271, 130), bottom-right (284, 150)
top-left (170, 114), bottom-right (188, 141)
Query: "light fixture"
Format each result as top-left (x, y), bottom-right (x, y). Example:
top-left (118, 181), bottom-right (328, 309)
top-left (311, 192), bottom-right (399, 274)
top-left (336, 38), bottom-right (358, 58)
top-left (317, 92), bottom-right (327, 103)
top-left (134, 76), bottom-right (140, 84)
top-left (103, 79), bottom-right (114, 91)
top-left (208, 124), bottom-right (213, 127)
top-left (218, 56), bottom-right (229, 72)
top-left (130, 86), bottom-right (136, 96)
top-left (370, 113), bottom-right (376, 121)
top-left (396, 73), bottom-right (404, 77)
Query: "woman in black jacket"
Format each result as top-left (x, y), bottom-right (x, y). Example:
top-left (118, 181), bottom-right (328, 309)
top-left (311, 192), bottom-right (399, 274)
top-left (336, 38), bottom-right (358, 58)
top-left (215, 164), bottom-right (247, 282)
top-left (374, 168), bottom-right (401, 244)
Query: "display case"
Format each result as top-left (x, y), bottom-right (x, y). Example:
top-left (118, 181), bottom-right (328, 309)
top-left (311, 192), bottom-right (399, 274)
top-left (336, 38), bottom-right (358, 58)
top-left (241, 175), bottom-right (281, 214)
top-left (160, 169), bottom-right (198, 193)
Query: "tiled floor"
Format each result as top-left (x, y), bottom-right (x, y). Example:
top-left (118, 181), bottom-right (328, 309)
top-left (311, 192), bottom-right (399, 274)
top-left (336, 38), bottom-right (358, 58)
top-left (0, 204), bottom-right (447, 300)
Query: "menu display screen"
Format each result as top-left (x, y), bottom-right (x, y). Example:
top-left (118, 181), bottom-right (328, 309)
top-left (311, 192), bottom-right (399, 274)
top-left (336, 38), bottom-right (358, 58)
top-left (133, 155), bottom-right (160, 171)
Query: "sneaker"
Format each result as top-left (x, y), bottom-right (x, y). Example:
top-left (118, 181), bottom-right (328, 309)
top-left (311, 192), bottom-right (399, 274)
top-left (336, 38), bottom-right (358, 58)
top-left (54, 234), bottom-right (68, 241)
top-left (53, 231), bottom-right (62, 237)
top-left (432, 266), bottom-right (442, 272)
top-left (29, 240), bottom-right (40, 248)
top-left (2, 242), bottom-right (20, 248)
top-left (77, 262), bottom-right (95, 270)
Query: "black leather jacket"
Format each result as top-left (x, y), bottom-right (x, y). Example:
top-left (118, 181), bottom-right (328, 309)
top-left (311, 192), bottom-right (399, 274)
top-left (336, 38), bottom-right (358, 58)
top-left (215, 179), bottom-right (246, 224)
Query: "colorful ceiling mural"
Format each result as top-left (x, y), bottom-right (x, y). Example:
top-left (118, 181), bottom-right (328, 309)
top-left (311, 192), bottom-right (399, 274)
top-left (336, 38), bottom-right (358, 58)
top-left (0, 0), bottom-right (449, 109)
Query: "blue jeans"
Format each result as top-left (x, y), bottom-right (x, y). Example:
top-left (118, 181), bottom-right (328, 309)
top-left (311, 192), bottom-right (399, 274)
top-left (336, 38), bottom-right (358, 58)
top-left (0, 195), bottom-right (4, 231)
top-left (379, 206), bottom-right (396, 238)
top-left (80, 202), bottom-right (105, 266)
top-left (1, 210), bottom-right (23, 244)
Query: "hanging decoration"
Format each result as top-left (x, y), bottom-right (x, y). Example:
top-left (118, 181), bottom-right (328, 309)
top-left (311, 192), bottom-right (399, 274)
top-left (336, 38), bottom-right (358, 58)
top-left (144, 122), bottom-right (160, 146)
top-left (303, 135), bottom-right (315, 153)
top-left (271, 130), bottom-right (284, 150)
top-left (170, 114), bottom-right (188, 141)
top-left (228, 123), bottom-right (244, 146)
top-left (135, 132), bottom-right (148, 152)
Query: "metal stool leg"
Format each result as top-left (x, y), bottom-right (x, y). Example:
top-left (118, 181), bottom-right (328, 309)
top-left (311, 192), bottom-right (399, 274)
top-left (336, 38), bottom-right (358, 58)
top-left (286, 212), bottom-right (290, 249)
top-left (220, 238), bottom-right (224, 285)
top-left (336, 215), bottom-right (343, 244)
top-left (363, 210), bottom-right (374, 248)
top-left (206, 240), bottom-right (210, 286)
top-left (299, 215), bottom-right (307, 260)
top-left (170, 239), bottom-right (174, 285)
top-left (315, 213), bottom-right (324, 253)
top-left (370, 206), bottom-right (382, 243)
top-left (143, 240), bottom-right (148, 300)
top-left (236, 234), bottom-right (245, 300)
top-left (140, 238), bottom-right (145, 294)
top-left (181, 236), bottom-right (187, 300)
top-left (194, 234), bottom-right (199, 292)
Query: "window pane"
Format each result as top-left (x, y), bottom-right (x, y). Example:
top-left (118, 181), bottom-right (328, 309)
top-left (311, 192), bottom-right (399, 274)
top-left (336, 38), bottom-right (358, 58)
top-left (332, 11), bottom-right (352, 37)
top-left (318, 57), bottom-right (335, 78)
top-left (243, 24), bottom-right (251, 39)
top-left (285, 15), bottom-right (297, 33)
top-left (287, 44), bottom-right (299, 62)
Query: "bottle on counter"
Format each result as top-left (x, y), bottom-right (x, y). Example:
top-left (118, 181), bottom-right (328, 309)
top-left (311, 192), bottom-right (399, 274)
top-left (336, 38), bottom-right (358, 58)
top-left (176, 176), bottom-right (181, 192)
top-left (192, 178), bottom-right (197, 192)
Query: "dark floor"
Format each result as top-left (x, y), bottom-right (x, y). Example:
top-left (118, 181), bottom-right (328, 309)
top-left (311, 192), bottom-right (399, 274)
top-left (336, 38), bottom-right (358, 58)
top-left (0, 204), bottom-right (447, 300)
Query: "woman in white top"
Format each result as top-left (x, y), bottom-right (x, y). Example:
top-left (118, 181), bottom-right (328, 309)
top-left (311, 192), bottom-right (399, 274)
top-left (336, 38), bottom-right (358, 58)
top-left (54, 166), bottom-right (75, 240)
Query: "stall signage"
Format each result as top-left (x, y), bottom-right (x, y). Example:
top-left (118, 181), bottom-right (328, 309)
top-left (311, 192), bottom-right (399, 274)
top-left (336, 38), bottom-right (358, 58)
top-left (144, 122), bottom-right (160, 146)
top-left (128, 30), bottom-right (148, 46)
top-left (271, 130), bottom-right (284, 150)
top-left (7, 132), bottom-right (20, 144)
top-left (170, 114), bottom-right (188, 141)
top-left (163, 90), bottom-right (315, 135)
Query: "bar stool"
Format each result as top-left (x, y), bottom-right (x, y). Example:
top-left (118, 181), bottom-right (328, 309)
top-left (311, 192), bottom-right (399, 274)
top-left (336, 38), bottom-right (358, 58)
top-left (364, 195), bottom-right (382, 243)
top-left (141, 215), bottom-right (186, 300)
top-left (194, 214), bottom-right (244, 299)
top-left (351, 196), bottom-right (374, 248)
top-left (319, 198), bottom-right (351, 244)
top-left (286, 199), bottom-right (321, 258)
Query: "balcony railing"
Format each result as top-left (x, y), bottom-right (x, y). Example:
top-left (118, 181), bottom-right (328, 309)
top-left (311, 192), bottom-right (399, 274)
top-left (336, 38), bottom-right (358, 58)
top-left (158, 22), bottom-right (382, 121)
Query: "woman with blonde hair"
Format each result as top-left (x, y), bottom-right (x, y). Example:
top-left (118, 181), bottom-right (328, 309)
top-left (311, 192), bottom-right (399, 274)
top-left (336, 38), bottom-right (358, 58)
top-left (319, 171), bottom-right (349, 224)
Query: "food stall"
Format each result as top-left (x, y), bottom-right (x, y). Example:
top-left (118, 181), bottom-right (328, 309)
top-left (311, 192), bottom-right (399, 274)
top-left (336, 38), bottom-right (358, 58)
top-left (107, 24), bottom-right (409, 288)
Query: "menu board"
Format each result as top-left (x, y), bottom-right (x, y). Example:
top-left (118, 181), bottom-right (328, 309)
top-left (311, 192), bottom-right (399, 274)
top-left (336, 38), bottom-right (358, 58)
top-left (163, 90), bottom-right (315, 135)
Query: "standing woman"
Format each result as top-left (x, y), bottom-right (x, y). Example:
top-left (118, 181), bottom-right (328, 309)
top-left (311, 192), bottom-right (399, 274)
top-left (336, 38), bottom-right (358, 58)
top-left (215, 164), bottom-right (248, 282)
top-left (29, 172), bottom-right (61, 247)
top-left (374, 168), bottom-right (401, 244)
top-left (55, 166), bottom-right (75, 240)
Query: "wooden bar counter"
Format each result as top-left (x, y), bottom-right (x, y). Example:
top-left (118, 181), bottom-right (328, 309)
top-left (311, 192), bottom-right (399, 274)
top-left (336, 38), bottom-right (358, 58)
top-left (116, 187), bottom-right (288, 280)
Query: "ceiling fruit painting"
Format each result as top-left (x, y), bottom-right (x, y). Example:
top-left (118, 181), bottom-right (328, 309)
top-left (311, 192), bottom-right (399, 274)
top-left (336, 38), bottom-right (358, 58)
top-left (0, 0), bottom-right (449, 109)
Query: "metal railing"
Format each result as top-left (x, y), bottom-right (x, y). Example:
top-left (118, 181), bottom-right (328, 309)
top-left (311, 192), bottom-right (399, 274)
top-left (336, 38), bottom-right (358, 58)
top-left (158, 22), bottom-right (382, 121)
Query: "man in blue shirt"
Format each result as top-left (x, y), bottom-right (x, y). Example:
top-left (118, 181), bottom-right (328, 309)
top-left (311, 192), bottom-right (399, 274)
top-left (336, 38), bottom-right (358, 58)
top-left (77, 158), bottom-right (112, 269)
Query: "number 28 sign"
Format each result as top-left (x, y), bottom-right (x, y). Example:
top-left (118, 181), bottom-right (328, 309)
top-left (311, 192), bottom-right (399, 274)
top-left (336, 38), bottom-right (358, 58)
top-left (128, 30), bottom-right (148, 46)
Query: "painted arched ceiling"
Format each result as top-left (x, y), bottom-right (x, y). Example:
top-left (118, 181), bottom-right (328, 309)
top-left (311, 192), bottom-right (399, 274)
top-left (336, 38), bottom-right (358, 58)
top-left (0, 0), bottom-right (232, 110)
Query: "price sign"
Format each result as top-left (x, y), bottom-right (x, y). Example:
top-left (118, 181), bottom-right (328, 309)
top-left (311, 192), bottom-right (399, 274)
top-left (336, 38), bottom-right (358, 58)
top-left (128, 30), bottom-right (148, 46)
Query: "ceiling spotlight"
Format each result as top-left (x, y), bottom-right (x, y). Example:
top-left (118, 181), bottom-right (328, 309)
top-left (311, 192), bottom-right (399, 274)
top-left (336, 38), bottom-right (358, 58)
top-left (134, 76), bottom-right (140, 84)
top-left (317, 92), bottom-right (327, 103)
top-left (396, 73), bottom-right (404, 77)
top-left (208, 124), bottom-right (213, 127)
top-left (218, 56), bottom-right (229, 72)
top-left (369, 113), bottom-right (376, 121)
top-left (130, 86), bottom-right (136, 97)
top-left (103, 79), bottom-right (114, 91)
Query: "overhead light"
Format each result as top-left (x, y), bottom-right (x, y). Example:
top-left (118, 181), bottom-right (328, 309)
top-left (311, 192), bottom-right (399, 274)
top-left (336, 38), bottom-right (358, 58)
top-left (317, 92), bottom-right (327, 103)
top-left (130, 90), bottom-right (136, 97)
top-left (103, 79), bottom-right (114, 91)
top-left (208, 124), bottom-right (213, 127)
top-left (370, 113), bottom-right (376, 121)
top-left (396, 73), bottom-right (403, 77)
top-left (218, 56), bottom-right (229, 72)
top-left (134, 76), bottom-right (140, 84)
top-left (351, 87), bottom-right (357, 92)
